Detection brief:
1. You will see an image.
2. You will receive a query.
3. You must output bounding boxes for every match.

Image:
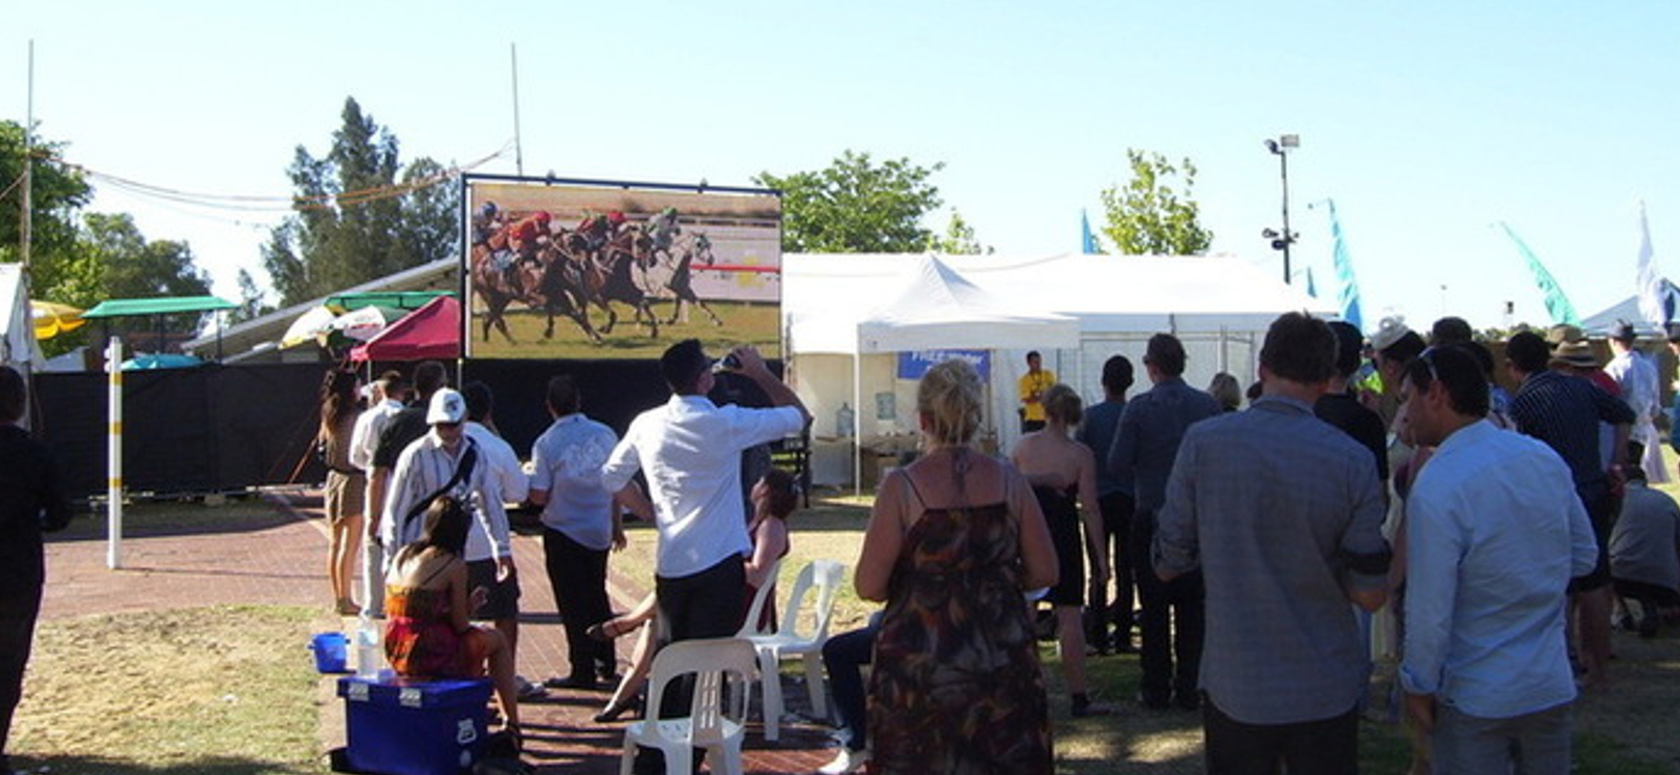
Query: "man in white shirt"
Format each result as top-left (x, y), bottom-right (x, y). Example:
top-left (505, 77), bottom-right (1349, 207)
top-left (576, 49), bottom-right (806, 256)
top-left (348, 371), bottom-right (408, 617)
top-left (530, 374), bottom-right (625, 690)
top-left (1400, 346), bottom-right (1597, 775)
top-left (603, 340), bottom-right (809, 640)
top-left (459, 381), bottom-right (536, 696)
top-left (603, 340), bottom-right (807, 774)
top-left (1606, 321), bottom-right (1667, 483)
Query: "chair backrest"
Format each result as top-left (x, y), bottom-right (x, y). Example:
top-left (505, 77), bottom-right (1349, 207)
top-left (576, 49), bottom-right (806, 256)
top-left (644, 637), bottom-right (757, 744)
top-left (775, 559), bottom-right (845, 642)
top-left (734, 555), bottom-right (786, 638)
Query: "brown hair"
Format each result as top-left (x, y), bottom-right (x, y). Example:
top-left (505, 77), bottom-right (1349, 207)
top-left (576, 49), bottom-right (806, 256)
top-left (1042, 383), bottom-right (1082, 425)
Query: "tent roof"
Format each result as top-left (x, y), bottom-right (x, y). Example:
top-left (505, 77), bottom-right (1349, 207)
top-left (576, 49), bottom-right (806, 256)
top-left (350, 295), bottom-right (460, 362)
top-left (82, 295), bottom-right (236, 319)
top-left (1580, 281), bottom-right (1679, 338)
top-left (326, 290), bottom-right (454, 312)
top-left (785, 252), bottom-right (1334, 354)
top-left (853, 254), bottom-right (1079, 353)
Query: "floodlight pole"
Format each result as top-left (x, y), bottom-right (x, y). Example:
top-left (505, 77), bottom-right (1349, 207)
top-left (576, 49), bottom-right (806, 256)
top-left (1265, 134), bottom-right (1299, 285)
top-left (107, 336), bottom-right (124, 569)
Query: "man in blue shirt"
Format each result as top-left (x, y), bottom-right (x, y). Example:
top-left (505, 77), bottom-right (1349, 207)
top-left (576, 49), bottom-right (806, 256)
top-left (1109, 334), bottom-right (1220, 709)
top-left (1401, 346), bottom-right (1597, 775)
top-left (529, 374), bottom-right (625, 690)
top-left (1076, 354), bottom-right (1135, 654)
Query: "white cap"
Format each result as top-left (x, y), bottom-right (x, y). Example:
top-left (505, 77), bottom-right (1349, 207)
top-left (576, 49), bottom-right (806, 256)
top-left (427, 388), bottom-right (467, 425)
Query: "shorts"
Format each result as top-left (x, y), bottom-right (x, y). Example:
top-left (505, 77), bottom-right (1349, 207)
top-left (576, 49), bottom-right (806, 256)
top-left (1568, 492), bottom-right (1616, 593)
top-left (325, 470), bottom-right (366, 524)
top-left (466, 558), bottom-right (521, 620)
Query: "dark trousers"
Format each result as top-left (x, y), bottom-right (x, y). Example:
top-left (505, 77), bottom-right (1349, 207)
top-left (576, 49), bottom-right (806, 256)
top-left (1088, 491), bottom-right (1135, 647)
top-left (1203, 696), bottom-right (1358, 775)
top-left (636, 555), bottom-right (745, 775)
top-left (1, 584), bottom-right (43, 765)
top-left (822, 620), bottom-right (879, 752)
top-left (542, 527), bottom-right (614, 680)
top-left (1131, 510), bottom-right (1204, 703)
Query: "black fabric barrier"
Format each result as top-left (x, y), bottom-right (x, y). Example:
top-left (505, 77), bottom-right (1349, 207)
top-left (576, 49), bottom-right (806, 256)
top-left (31, 358), bottom-right (784, 500)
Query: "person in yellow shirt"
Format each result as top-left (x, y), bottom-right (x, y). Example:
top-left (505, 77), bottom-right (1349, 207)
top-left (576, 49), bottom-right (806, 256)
top-left (1018, 351), bottom-right (1056, 432)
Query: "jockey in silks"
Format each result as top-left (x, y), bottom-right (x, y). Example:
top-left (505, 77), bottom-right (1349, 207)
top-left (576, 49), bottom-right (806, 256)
top-left (500, 210), bottom-right (552, 295)
top-left (642, 207), bottom-right (682, 268)
top-left (471, 201), bottom-right (501, 249)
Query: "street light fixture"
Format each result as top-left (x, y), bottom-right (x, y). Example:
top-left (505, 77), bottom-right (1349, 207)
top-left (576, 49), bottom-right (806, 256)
top-left (1263, 134), bottom-right (1300, 284)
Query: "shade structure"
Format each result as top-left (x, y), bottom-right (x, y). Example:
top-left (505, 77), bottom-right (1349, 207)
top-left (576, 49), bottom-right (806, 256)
top-left (81, 296), bottom-right (237, 319)
top-left (855, 254), bottom-right (1081, 354)
top-left (32, 301), bottom-right (85, 340)
top-left (350, 295), bottom-right (461, 362)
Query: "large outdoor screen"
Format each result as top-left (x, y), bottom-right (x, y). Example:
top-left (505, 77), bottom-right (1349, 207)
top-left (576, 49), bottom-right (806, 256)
top-left (463, 177), bottom-right (782, 360)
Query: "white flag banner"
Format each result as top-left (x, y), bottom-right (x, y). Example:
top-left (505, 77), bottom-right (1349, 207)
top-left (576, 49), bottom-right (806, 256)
top-left (1635, 200), bottom-right (1670, 329)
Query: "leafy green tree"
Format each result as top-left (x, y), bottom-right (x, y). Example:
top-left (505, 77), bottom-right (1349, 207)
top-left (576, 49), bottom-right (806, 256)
top-left (1, 120), bottom-right (94, 292)
top-left (231, 268), bottom-right (273, 325)
top-left (755, 150), bottom-right (944, 253)
top-left (262, 97), bottom-right (459, 305)
top-left (1099, 149), bottom-right (1213, 255)
top-left (928, 209), bottom-right (991, 254)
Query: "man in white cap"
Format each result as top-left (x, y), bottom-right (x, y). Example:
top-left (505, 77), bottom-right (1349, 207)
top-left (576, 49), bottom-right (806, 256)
top-left (382, 388), bottom-right (517, 659)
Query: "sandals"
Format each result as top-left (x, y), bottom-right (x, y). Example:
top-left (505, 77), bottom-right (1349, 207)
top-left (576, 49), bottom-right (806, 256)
top-left (586, 618), bottom-right (638, 642)
top-left (335, 598), bottom-right (362, 616)
top-left (593, 694), bottom-right (642, 723)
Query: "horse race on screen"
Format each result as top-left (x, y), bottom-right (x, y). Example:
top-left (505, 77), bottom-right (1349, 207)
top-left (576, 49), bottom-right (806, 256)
top-left (463, 177), bottom-right (782, 360)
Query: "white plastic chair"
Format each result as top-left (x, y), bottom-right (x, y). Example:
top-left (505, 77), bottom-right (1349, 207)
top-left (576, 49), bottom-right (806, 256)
top-left (734, 555), bottom-right (786, 639)
top-left (744, 559), bottom-right (845, 742)
top-left (617, 637), bottom-right (756, 775)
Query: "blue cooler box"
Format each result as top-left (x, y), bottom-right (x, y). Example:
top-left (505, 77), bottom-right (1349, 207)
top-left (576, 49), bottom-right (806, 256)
top-left (336, 676), bottom-right (492, 775)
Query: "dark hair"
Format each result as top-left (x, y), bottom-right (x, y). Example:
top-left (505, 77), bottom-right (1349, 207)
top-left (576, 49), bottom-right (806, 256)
top-left (1430, 316), bottom-right (1474, 345)
top-left (1380, 330), bottom-right (1426, 364)
top-left (546, 374), bottom-right (581, 415)
top-left (1043, 383), bottom-right (1082, 425)
top-left (758, 468), bottom-right (799, 519)
top-left (319, 370), bottom-right (359, 433)
top-left (661, 339), bottom-right (710, 394)
top-left (1506, 331), bottom-right (1552, 374)
top-left (413, 361), bottom-right (448, 400)
top-left (379, 370), bottom-right (410, 401)
top-left (1328, 321), bottom-right (1365, 378)
top-left (0, 366), bottom-right (24, 424)
top-left (1245, 380), bottom-right (1264, 402)
top-left (462, 381), bottom-right (493, 423)
top-left (1402, 346), bottom-right (1489, 417)
top-left (1450, 340), bottom-right (1496, 379)
top-left (1101, 355), bottom-right (1134, 394)
top-left (410, 495), bottom-right (471, 558)
top-left (1144, 333), bottom-right (1186, 376)
top-left (1026, 350), bottom-right (1042, 362)
top-left (1260, 313), bottom-right (1338, 384)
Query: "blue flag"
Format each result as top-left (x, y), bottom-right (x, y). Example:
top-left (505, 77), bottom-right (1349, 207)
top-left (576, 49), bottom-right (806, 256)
top-left (1305, 267), bottom-right (1318, 298)
top-left (1323, 200), bottom-right (1363, 331)
top-left (1081, 210), bottom-right (1100, 254)
top-left (1498, 222), bottom-right (1580, 326)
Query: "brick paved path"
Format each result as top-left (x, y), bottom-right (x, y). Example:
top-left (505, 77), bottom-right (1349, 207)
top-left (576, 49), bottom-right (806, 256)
top-left (41, 492), bottom-right (837, 774)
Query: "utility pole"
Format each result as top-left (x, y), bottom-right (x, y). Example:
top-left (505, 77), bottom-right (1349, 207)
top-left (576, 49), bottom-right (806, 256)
top-left (510, 43), bottom-right (524, 177)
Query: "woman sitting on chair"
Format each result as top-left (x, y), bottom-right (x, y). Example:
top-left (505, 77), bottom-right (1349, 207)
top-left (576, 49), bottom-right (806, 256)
top-left (589, 470), bottom-right (800, 723)
top-left (385, 496), bottom-right (521, 745)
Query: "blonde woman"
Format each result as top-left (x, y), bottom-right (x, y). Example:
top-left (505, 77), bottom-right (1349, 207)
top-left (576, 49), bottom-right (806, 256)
top-left (857, 359), bottom-right (1058, 775)
top-left (1011, 383), bottom-right (1112, 717)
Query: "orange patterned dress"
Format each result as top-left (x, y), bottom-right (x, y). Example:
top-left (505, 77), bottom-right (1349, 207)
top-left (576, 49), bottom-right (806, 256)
top-left (867, 475), bottom-right (1052, 775)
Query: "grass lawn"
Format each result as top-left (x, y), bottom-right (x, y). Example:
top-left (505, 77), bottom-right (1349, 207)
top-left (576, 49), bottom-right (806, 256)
top-left (10, 604), bottom-right (327, 775)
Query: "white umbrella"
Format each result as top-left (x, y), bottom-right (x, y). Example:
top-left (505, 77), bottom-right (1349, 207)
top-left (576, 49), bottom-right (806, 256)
top-left (280, 306), bottom-right (337, 349)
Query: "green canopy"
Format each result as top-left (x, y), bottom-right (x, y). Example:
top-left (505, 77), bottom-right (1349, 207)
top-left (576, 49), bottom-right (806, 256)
top-left (325, 291), bottom-right (454, 312)
top-left (82, 296), bottom-right (237, 319)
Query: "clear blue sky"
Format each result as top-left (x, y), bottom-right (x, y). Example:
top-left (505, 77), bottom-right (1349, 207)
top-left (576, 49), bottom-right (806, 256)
top-left (9, 1), bottom-right (1678, 333)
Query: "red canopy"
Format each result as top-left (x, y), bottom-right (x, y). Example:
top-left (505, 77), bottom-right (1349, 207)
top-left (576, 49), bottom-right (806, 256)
top-left (349, 295), bottom-right (460, 362)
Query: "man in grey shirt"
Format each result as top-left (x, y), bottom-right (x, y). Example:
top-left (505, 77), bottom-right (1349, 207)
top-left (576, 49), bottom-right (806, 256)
top-left (1109, 333), bottom-right (1220, 709)
top-left (1155, 312), bottom-right (1390, 774)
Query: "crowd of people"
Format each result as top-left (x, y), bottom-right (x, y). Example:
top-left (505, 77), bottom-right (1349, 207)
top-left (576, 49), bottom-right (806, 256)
top-left (7, 305), bottom-right (1680, 775)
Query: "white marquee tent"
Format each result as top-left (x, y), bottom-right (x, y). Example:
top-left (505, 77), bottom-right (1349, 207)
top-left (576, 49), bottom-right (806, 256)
top-left (783, 252), bottom-right (1334, 487)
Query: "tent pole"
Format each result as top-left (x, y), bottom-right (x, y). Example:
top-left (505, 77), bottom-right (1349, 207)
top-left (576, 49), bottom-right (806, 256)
top-left (853, 350), bottom-right (862, 497)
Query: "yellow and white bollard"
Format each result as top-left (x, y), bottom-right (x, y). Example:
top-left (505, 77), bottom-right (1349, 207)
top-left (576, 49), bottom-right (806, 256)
top-left (107, 336), bottom-right (123, 570)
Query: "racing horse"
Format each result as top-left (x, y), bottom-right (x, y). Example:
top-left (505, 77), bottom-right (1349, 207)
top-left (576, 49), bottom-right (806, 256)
top-left (654, 233), bottom-right (725, 326)
top-left (469, 244), bottom-right (603, 345)
top-left (564, 229), bottom-right (661, 338)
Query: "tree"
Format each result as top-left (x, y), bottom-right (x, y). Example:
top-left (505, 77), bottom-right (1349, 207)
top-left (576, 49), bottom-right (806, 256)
top-left (262, 97), bottom-right (459, 306)
top-left (1, 121), bottom-right (94, 290)
top-left (231, 268), bottom-right (274, 325)
top-left (755, 150), bottom-right (944, 253)
top-left (928, 209), bottom-right (991, 255)
top-left (1099, 149), bottom-right (1213, 255)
